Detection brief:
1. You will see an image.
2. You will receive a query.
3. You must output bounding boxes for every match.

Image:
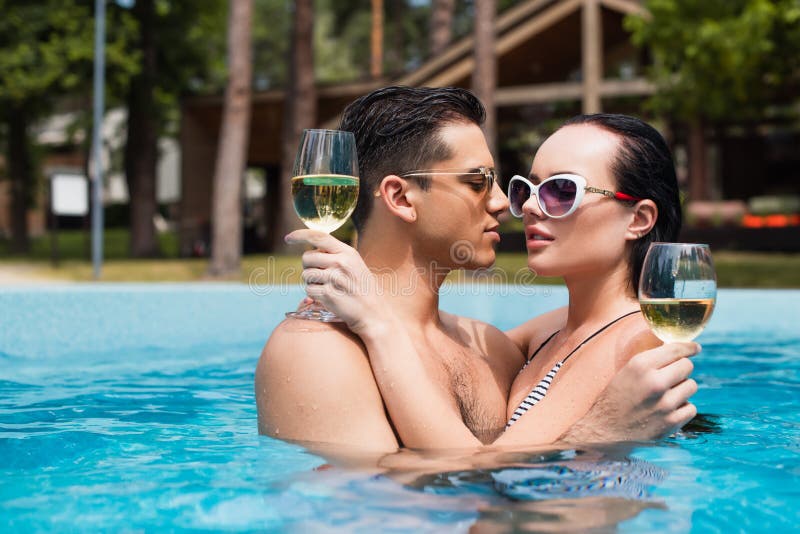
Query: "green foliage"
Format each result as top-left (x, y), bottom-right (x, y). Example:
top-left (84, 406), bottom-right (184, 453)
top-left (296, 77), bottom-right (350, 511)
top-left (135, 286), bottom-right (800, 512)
top-left (252, 0), bottom-right (290, 89)
top-left (0, 0), bottom-right (139, 107)
top-left (625, 0), bottom-right (800, 122)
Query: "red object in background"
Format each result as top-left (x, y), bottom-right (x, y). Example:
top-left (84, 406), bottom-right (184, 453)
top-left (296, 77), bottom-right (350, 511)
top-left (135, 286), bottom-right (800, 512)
top-left (741, 214), bottom-right (800, 228)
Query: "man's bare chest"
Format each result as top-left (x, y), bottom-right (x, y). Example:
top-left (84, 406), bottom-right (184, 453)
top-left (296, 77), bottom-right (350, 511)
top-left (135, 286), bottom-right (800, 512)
top-left (420, 341), bottom-right (509, 443)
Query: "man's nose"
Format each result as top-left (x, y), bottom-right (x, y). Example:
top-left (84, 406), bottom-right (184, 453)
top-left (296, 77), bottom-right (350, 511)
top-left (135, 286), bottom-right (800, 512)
top-left (487, 180), bottom-right (509, 215)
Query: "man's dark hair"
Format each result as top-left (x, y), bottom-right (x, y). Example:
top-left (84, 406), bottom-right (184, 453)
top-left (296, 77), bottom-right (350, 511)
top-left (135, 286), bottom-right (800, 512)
top-left (339, 86), bottom-right (485, 233)
top-left (561, 114), bottom-right (682, 293)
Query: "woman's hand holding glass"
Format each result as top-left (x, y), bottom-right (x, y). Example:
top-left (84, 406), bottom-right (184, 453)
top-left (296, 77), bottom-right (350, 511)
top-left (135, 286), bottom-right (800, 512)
top-left (638, 242), bottom-right (717, 342)
top-left (285, 230), bottom-right (392, 337)
top-left (286, 129), bottom-right (359, 322)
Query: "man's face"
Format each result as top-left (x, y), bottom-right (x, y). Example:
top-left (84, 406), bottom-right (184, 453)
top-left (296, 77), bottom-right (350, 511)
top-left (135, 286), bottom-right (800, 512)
top-left (410, 122), bottom-right (509, 270)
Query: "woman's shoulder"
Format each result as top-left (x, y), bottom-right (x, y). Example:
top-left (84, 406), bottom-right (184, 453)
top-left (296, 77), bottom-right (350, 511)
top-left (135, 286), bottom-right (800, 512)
top-left (608, 313), bottom-right (662, 369)
top-left (505, 306), bottom-right (568, 357)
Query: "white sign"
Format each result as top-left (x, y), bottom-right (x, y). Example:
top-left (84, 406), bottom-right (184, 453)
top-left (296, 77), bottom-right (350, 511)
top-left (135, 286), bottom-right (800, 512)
top-left (51, 173), bottom-right (89, 216)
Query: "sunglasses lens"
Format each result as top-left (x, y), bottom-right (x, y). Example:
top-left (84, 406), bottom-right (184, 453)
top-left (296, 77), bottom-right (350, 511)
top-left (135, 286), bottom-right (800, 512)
top-left (508, 179), bottom-right (530, 217)
top-left (539, 178), bottom-right (578, 217)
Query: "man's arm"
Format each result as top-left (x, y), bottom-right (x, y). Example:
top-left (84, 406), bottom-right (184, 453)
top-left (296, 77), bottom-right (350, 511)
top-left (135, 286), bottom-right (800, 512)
top-left (255, 319), bottom-right (399, 453)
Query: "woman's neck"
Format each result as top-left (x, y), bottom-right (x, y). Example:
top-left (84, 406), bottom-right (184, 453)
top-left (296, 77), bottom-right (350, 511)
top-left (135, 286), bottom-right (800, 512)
top-left (562, 263), bottom-right (639, 335)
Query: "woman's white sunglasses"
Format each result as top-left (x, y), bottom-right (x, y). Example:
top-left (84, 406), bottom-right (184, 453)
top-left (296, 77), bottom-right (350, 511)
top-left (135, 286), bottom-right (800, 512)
top-left (507, 173), bottom-right (643, 218)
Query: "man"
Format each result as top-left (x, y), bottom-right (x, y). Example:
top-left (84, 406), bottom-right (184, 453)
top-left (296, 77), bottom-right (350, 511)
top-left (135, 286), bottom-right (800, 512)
top-left (255, 86), bottom-right (697, 452)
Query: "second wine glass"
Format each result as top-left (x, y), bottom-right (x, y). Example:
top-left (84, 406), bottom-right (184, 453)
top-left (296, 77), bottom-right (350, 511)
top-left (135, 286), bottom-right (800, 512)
top-left (287, 129), bottom-right (359, 322)
top-left (638, 242), bottom-right (717, 342)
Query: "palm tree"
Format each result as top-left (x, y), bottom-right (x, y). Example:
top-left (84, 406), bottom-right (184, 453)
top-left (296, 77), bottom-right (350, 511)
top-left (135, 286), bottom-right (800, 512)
top-left (274, 0), bottom-right (315, 252)
top-left (473, 0), bottom-right (496, 155)
top-left (208, 0), bottom-right (253, 276)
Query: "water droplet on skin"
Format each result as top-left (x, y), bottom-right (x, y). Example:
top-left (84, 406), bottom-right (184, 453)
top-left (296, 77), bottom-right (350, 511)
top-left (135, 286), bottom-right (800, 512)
top-left (311, 404), bottom-right (318, 411)
top-left (286, 376), bottom-right (291, 383)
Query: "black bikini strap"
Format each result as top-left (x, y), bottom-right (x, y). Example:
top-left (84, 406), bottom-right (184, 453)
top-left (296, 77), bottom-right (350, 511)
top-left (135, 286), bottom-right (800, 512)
top-left (526, 330), bottom-right (560, 363)
top-left (561, 310), bottom-right (641, 365)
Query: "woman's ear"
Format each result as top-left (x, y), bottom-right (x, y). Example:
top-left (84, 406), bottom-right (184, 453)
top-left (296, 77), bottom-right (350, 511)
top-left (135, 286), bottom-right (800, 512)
top-left (376, 175), bottom-right (418, 223)
top-left (627, 199), bottom-right (658, 240)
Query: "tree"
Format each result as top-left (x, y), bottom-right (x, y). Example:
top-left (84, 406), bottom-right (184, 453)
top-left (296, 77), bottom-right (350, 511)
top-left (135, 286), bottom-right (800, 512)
top-left (123, 0), bottom-right (227, 257)
top-left (208, 0), bottom-right (253, 276)
top-left (473, 0), bottom-right (497, 156)
top-left (0, 0), bottom-right (137, 253)
top-left (125, 0), bottom-right (159, 258)
top-left (370, 0), bottom-right (384, 79)
top-left (274, 0), bottom-right (315, 252)
top-left (430, 0), bottom-right (455, 56)
top-left (626, 0), bottom-right (800, 200)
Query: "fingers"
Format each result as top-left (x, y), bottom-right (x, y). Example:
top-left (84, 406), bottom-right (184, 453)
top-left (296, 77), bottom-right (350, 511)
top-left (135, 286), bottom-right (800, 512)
top-left (301, 267), bottom-right (352, 293)
top-left (662, 378), bottom-right (698, 410)
top-left (285, 229), bottom-right (349, 253)
top-left (631, 342), bottom-right (701, 370)
top-left (660, 356), bottom-right (694, 388)
top-left (666, 402), bottom-right (697, 432)
top-left (302, 249), bottom-right (338, 269)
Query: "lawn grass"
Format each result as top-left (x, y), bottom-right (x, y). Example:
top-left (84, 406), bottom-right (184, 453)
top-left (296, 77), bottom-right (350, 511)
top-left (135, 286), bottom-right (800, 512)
top-left (2, 230), bottom-right (799, 287)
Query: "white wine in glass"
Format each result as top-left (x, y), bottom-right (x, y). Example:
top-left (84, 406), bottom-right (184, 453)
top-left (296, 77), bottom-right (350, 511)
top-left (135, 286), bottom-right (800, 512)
top-left (638, 243), bottom-right (717, 342)
top-left (287, 129), bottom-right (359, 322)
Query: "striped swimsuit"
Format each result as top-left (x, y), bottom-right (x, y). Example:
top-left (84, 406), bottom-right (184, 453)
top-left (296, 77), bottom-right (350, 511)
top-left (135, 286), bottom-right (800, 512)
top-left (506, 310), bottom-right (641, 428)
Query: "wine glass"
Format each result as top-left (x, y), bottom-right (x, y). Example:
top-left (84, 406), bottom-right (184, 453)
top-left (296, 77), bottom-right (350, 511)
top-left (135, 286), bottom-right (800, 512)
top-left (638, 243), bottom-right (717, 342)
top-left (286, 129), bottom-right (360, 322)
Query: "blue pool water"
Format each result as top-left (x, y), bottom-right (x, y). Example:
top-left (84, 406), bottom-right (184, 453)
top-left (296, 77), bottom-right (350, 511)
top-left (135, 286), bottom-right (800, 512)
top-left (1, 284), bottom-right (798, 532)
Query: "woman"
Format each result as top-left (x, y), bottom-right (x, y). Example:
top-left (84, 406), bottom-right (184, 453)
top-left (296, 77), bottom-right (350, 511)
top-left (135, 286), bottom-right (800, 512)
top-left (294, 113), bottom-right (694, 449)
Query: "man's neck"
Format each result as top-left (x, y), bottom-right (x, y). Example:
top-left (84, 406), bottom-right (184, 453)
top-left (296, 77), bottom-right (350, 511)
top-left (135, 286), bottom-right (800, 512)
top-left (358, 229), bottom-right (449, 331)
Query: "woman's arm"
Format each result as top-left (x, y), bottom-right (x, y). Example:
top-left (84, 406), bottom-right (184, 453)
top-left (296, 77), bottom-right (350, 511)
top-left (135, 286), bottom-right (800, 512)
top-left (287, 230), bottom-right (701, 449)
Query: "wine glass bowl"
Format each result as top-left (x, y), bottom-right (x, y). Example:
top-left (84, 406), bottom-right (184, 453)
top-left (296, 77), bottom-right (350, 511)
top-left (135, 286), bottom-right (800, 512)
top-left (638, 243), bottom-right (717, 342)
top-left (286, 129), bottom-right (359, 322)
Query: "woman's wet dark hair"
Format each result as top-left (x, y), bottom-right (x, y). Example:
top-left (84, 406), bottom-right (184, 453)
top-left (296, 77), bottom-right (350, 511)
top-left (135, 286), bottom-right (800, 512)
top-left (339, 86), bottom-right (485, 234)
top-left (560, 114), bottom-right (682, 292)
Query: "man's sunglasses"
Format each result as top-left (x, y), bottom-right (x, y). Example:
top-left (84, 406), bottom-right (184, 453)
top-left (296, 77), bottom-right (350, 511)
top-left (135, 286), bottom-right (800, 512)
top-left (399, 167), bottom-right (497, 193)
top-left (508, 174), bottom-right (642, 218)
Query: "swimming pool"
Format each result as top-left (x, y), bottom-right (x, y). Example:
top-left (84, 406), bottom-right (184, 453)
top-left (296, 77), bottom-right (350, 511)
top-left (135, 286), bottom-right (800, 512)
top-left (1, 284), bottom-right (798, 532)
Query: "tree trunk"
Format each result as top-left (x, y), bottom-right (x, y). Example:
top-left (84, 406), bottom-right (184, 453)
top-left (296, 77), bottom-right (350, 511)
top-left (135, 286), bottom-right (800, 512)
top-left (370, 0), bottom-right (384, 79)
top-left (124, 0), bottom-right (160, 258)
top-left (385, 0), bottom-right (405, 74)
top-left (473, 0), bottom-right (497, 156)
top-left (6, 104), bottom-right (32, 253)
top-left (430, 0), bottom-right (454, 56)
top-left (688, 120), bottom-right (710, 201)
top-left (208, 0), bottom-right (253, 276)
top-left (273, 0), bottom-right (315, 252)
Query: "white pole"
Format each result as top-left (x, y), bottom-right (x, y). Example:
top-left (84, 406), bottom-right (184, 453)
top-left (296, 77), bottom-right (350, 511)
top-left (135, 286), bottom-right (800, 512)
top-left (91, 0), bottom-right (106, 279)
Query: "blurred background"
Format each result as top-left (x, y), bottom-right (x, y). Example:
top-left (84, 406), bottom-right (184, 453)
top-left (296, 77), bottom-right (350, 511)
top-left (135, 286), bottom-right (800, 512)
top-left (0, 0), bottom-right (798, 285)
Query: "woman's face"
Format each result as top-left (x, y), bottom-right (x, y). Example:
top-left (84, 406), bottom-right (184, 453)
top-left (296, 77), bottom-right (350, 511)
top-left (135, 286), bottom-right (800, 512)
top-left (522, 123), bottom-right (635, 280)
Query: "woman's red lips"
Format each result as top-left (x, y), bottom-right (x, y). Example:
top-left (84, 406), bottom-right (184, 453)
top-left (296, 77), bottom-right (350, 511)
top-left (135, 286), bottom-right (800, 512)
top-left (525, 227), bottom-right (554, 241)
top-left (525, 227), bottom-right (554, 248)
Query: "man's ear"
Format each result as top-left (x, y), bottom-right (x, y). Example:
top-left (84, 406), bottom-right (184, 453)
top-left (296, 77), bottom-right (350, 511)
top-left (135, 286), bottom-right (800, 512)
top-left (626, 199), bottom-right (658, 240)
top-left (376, 175), bottom-right (418, 223)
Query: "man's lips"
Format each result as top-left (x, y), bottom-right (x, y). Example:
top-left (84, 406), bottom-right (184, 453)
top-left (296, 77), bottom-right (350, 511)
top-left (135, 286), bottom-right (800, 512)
top-left (484, 225), bottom-right (500, 241)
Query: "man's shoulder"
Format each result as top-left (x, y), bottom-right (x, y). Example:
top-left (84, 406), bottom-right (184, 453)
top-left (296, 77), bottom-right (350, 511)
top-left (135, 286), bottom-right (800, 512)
top-left (256, 318), bottom-right (370, 392)
top-left (263, 317), bottom-right (366, 357)
top-left (255, 319), bottom-right (396, 446)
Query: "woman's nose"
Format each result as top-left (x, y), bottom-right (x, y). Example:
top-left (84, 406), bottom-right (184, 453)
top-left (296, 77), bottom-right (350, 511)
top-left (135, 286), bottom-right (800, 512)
top-left (522, 193), bottom-right (546, 219)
